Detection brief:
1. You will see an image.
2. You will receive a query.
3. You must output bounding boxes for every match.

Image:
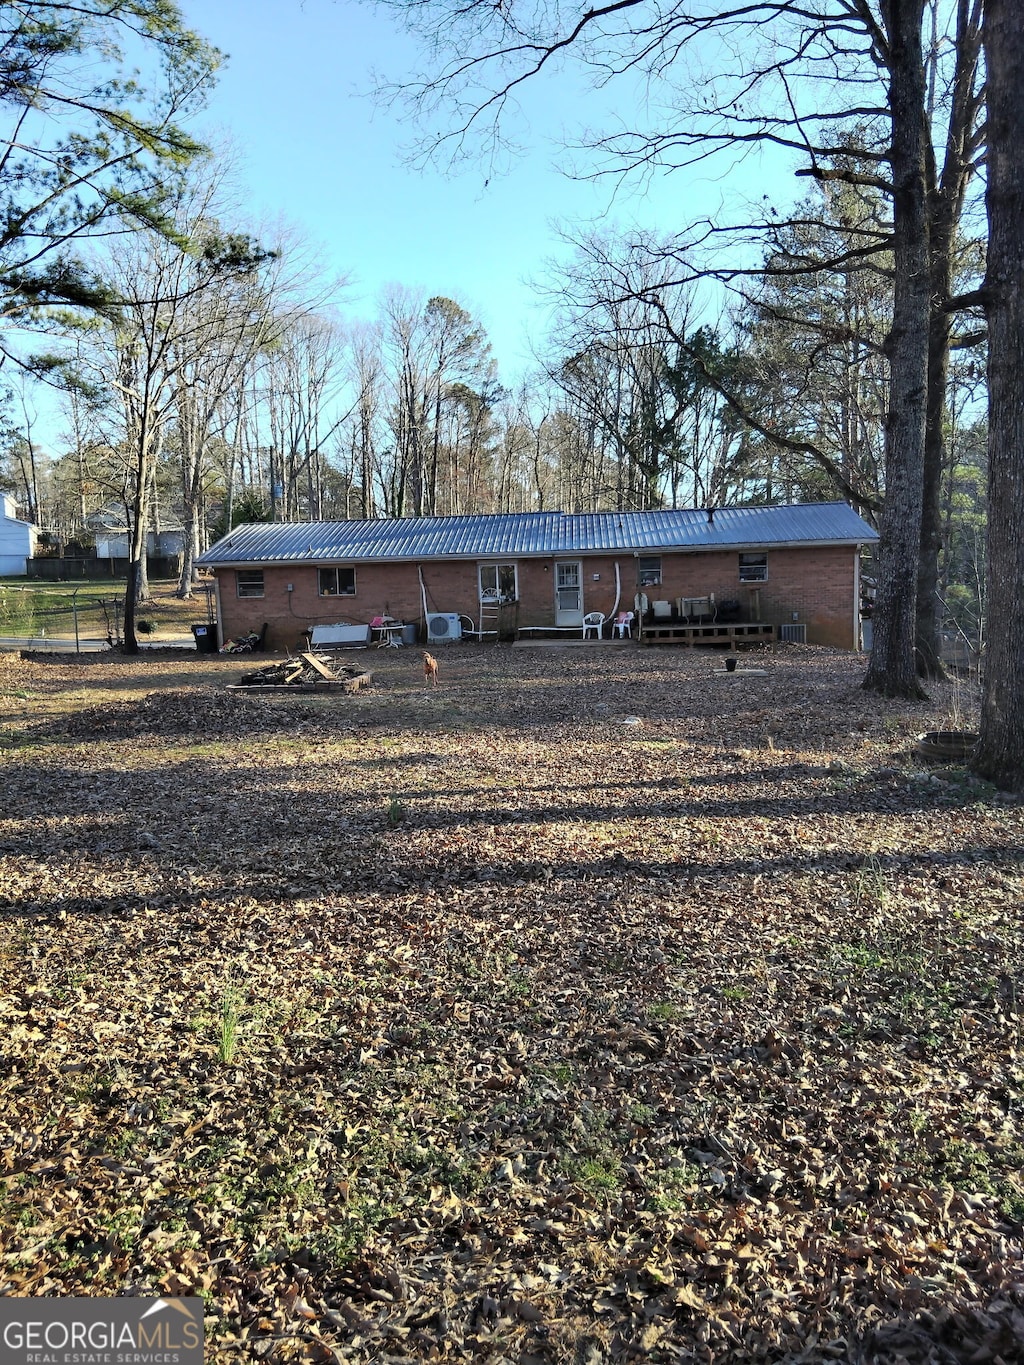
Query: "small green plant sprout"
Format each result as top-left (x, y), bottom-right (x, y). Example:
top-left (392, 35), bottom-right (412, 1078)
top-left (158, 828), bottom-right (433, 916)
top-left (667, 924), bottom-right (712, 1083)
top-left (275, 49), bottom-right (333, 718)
top-left (849, 855), bottom-right (890, 910)
top-left (218, 987), bottom-right (243, 1064)
top-left (722, 985), bottom-right (749, 1002)
top-left (386, 796), bottom-right (407, 827)
top-left (564, 1152), bottom-right (622, 1192)
top-left (648, 1000), bottom-right (683, 1022)
top-left (647, 1159), bottom-right (702, 1212)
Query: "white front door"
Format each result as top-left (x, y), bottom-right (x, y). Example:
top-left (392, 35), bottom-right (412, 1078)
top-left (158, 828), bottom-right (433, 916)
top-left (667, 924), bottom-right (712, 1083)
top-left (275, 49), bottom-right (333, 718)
top-left (555, 560), bottom-right (583, 627)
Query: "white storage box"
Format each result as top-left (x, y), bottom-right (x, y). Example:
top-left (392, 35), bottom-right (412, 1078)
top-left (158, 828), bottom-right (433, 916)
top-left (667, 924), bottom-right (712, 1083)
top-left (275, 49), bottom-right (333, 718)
top-left (310, 623), bottom-right (371, 647)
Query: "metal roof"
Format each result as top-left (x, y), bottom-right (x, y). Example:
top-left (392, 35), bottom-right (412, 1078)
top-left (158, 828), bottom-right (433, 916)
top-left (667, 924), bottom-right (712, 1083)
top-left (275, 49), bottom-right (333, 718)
top-left (196, 502), bottom-right (878, 567)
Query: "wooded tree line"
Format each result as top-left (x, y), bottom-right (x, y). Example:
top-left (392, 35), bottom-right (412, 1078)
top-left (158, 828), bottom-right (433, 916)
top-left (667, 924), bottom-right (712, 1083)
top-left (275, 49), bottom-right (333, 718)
top-left (359, 0), bottom-right (1022, 782)
top-left (3, 176), bottom-right (989, 668)
top-left (0, 1), bottom-right (1020, 785)
top-left (4, 191), bottom-right (989, 585)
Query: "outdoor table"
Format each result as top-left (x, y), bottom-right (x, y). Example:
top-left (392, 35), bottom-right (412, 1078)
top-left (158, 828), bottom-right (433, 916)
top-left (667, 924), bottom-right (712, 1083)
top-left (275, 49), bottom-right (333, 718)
top-left (376, 623), bottom-right (404, 648)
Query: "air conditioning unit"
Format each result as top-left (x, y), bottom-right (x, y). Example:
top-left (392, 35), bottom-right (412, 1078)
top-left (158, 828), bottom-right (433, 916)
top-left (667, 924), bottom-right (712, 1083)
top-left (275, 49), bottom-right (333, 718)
top-left (780, 623), bottom-right (807, 643)
top-left (426, 612), bottom-right (462, 643)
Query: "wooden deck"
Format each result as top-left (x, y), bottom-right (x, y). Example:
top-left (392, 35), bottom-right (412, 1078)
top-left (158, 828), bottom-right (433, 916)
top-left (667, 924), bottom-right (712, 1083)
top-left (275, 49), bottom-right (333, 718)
top-left (514, 620), bottom-right (777, 648)
top-left (640, 621), bottom-right (775, 648)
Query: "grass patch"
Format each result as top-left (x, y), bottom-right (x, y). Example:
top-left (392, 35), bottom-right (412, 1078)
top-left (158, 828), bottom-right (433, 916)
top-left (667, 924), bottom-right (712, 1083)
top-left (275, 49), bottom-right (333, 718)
top-left (646, 1161), bottom-right (702, 1212)
top-left (563, 1152), bottom-right (622, 1192)
top-left (217, 987), bottom-right (243, 1064)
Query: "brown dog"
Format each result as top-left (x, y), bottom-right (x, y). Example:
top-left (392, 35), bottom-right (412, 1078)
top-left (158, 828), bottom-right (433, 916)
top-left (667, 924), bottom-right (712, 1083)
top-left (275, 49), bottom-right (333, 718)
top-left (423, 651), bottom-right (439, 686)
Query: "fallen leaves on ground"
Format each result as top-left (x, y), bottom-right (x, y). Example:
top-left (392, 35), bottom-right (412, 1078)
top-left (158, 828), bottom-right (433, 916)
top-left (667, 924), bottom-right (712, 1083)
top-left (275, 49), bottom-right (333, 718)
top-left (1, 644), bottom-right (1022, 1364)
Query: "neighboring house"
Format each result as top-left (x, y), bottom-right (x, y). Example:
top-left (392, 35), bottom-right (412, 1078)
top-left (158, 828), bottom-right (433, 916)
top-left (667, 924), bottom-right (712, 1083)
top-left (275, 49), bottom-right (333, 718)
top-left (0, 493), bottom-right (35, 575)
top-left (86, 508), bottom-right (186, 560)
top-left (94, 530), bottom-right (187, 559)
top-left (195, 502), bottom-right (879, 652)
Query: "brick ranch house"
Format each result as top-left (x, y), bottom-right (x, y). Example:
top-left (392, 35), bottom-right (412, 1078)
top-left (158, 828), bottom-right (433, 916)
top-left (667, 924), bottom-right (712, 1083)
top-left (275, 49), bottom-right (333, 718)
top-left (194, 501), bottom-right (879, 652)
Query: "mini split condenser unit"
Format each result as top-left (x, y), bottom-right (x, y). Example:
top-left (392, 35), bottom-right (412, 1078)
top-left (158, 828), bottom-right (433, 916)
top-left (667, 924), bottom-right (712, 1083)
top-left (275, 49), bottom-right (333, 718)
top-left (426, 612), bottom-right (462, 643)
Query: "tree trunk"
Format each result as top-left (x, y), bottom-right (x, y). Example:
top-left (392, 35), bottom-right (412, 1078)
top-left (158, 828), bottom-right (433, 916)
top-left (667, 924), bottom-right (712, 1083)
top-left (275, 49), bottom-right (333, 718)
top-left (177, 399), bottom-right (199, 598)
top-left (863, 0), bottom-right (930, 700)
top-left (137, 448), bottom-right (157, 604)
top-left (123, 444), bottom-right (149, 657)
top-left (178, 494), bottom-right (199, 597)
top-left (122, 371), bottom-right (161, 655)
top-left (971, 0), bottom-right (1024, 790)
top-left (917, 0), bottom-right (983, 680)
top-left (916, 245), bottom-right (952, 680)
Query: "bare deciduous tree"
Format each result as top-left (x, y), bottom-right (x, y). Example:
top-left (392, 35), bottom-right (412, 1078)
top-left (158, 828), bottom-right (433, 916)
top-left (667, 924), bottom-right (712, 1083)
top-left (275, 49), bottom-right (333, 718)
top-left (366, 0), bottom-right (986, 696)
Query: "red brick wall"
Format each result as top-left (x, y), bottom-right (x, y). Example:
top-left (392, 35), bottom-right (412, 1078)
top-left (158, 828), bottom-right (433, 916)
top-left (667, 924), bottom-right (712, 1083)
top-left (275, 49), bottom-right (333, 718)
top-left (213, 544), bottom-right (859, 651)
top-left (216, 563), bottom-right (432, 652)
top-left (626, 546), bottom-right (858, 648)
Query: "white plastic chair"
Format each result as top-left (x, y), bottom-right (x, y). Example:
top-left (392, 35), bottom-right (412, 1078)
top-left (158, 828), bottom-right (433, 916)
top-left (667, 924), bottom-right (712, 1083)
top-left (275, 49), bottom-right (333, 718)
top-left (613, 611), bottom-right (634, 638)
top-left (582, 612), bottom-right (604, 640)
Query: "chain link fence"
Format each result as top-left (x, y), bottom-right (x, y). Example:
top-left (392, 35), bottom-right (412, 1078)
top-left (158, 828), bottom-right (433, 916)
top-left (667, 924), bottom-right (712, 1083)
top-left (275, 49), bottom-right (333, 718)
top-left (0, 584), bottom-right (129, 648)
top-left (0, 582), bottom-right (214, 650)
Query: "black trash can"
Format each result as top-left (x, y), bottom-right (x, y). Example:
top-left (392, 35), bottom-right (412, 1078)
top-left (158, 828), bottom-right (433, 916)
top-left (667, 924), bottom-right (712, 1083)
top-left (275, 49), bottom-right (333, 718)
top-left (191, 623), bottom-right (218, 653)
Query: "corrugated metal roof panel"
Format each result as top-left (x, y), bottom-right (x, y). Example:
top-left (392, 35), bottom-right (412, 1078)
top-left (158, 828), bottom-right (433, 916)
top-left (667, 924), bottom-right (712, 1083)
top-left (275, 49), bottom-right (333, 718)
top-left (196, 502), bottom-right (877, 566)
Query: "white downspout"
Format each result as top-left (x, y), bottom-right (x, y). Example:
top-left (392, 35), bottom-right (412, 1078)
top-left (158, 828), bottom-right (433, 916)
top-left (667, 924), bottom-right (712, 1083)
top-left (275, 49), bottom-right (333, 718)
top-left (214, 575), bottom-right (223, 649)
top-left (606, 561), bottom-right (622, 623)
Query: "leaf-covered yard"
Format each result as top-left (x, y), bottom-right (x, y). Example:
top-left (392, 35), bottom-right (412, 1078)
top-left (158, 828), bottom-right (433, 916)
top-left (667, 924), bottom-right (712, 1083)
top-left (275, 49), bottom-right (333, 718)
top-left (1, 643), bottom-right (1022, 1363)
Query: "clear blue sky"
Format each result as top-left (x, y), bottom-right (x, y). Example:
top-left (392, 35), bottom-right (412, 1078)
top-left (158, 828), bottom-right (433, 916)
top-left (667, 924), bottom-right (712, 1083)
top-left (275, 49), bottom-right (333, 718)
top-left (179, 0), bottom-right (791, 382)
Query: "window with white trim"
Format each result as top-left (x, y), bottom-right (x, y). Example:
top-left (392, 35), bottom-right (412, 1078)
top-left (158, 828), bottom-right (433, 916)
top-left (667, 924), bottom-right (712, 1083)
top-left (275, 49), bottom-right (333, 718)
top-left (318, 566), bottom-right (356, 596)
top-left (738, 553), bottom-right (768, 583)
top-left (479, 562), bottom-right (518, 603)
top-left (236, 569), bottom-right (264, 598)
